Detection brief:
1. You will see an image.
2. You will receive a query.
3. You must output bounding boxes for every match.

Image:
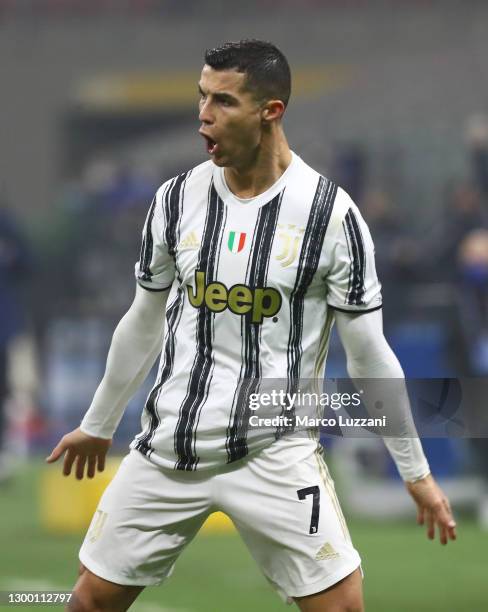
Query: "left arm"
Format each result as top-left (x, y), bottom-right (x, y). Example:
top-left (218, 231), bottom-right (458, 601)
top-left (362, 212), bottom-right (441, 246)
top-left (334, 308), bottom-right (457, 544)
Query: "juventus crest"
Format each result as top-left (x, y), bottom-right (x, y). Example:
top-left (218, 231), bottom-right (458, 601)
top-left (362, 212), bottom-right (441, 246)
top-left (275, 224), bottom-right (305, 267)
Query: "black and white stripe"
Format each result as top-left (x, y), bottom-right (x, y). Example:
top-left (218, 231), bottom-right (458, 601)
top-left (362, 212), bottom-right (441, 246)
top-left (164, 172), bottom-right (191, 263)
top-left (135, 172), bottom-right (190, 455)
top-left (138, 194), bottom-right (157, 283)
top-left (135, 287), bottom-right (185, 455)
top-left (287, 177), bottom-right (337, 383)
top-left (174, 181), bottom-right (226, 471)
top-left (343, 207), bottom-right (366, 306)
top-left (226, 191), bottom-right (283, 463)
top-left (276, 177), bottom-right (337, 436)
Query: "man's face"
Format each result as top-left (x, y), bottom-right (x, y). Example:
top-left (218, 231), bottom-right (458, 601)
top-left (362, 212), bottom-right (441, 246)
top-left (198, 65), bottom-right (264, 168)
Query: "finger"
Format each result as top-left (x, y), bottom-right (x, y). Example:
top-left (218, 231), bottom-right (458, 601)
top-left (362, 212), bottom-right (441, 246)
top-left (437, 500), bottom-right (457, 542)
top-left (439, 523), bottom-right (448, 545)
top-left (426, 511), bottom-right (435, 540)
top-left (448, 523), bottom-right (457, 541)
top-left (443, 499), bottom-right (457, 531)
top-left (46, 440), bottom-right (66, 463)
top-left (97, 453), bottom-right (106, 473)
top-left (63, 449), bottom-right (76, 476)
top-left (75, 455), bottom-right (87, 480)
top-left (416, 505), bottom-right (425, 525)
top-left (87, 456), bottom-right (97, 479)
top-left (436, 501), bottom-right (455, 527)
top-left (441, 520), bottom-right (457, 544)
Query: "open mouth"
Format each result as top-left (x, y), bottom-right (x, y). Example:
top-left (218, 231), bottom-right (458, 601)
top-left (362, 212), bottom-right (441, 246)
top-left (202, 134), bottom-right (219, 155)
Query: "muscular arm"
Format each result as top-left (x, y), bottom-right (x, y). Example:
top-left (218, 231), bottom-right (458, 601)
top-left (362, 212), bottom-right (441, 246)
top-left (46, 284), bottom-right (170, 477)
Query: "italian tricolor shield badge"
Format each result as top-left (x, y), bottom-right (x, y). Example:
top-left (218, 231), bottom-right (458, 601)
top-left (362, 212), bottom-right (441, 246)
top-left (228, 231), bottom-right (247, 253)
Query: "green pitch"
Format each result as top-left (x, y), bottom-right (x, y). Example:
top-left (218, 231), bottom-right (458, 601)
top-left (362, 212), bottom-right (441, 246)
top-left (0, 462), bottom-right (486, 612)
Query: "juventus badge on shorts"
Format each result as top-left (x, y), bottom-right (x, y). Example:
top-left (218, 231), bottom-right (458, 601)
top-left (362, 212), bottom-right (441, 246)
top-left (228, 231), bottom-right (247, 253)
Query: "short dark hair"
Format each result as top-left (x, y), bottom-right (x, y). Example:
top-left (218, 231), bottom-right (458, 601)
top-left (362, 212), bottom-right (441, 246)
top-left (204, 39), bottom-right (291, 108)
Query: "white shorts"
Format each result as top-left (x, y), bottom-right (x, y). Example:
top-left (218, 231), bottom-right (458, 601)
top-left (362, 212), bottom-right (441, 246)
top-left (79, 437), bottom-right (361, 602)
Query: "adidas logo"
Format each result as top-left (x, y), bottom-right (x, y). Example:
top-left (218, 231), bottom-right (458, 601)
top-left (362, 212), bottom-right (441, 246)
top-left (179, 231), bottom-right (200, 250)
top-left (315, 542), bottom-right (339, 561)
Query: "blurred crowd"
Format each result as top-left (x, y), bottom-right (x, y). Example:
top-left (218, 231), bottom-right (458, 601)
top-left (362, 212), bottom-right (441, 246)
top-left (332, 114), bottom-right (488, 377)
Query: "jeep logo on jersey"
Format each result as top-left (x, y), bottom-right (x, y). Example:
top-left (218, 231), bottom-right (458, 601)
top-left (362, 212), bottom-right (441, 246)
top-left (187, 270), bottom-right (282, 323)
top-left (228, 231), bottom-right (247, 253)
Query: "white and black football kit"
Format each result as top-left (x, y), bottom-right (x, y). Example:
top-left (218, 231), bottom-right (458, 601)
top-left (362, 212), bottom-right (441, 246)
top-left (131, 151), bottom-right (382, 470)
top-left (80, 152), bottom-right (382, 600)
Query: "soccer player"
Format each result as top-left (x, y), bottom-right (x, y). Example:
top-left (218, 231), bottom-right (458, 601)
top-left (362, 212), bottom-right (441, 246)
top-left (47, 40), bottom-right (456, 612)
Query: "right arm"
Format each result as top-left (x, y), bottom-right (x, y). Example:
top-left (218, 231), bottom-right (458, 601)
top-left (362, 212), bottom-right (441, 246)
top-left (46, 283), bottom-right (170, 479)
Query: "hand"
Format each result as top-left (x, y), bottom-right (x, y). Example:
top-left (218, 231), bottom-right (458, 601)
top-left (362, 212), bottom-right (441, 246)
top-left (45, 427), bottom-right (112, 480)
top-left (405, 473), bottom-right (457, 545)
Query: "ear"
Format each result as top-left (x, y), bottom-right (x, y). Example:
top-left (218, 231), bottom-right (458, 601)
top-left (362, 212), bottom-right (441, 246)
top-left (261, 99), bottom-right (286, 123)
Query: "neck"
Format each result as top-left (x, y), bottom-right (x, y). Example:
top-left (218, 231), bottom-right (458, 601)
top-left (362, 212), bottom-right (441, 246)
top-left (224, 128), bottom-right (292, 199)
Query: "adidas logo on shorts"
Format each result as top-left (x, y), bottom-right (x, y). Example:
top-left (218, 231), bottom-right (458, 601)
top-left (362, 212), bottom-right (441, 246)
top-left (315, 542), bottom-right (339, 561)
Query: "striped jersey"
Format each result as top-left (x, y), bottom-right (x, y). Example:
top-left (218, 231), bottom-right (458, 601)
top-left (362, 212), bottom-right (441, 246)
top-left (130, 152), bottom-right (382, 470)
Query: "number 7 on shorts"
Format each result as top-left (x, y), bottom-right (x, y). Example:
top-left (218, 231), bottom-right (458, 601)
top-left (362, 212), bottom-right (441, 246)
top-left (297, 485), bottom-right (320, 534)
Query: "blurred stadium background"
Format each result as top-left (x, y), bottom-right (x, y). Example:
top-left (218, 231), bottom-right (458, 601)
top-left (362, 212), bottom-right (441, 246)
top-left (1, 1), bottom-right (488, 610)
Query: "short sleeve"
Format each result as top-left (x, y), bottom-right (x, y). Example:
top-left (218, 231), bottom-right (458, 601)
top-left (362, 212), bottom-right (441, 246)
top-left (325, 191), bottom-right (382, 313)
top-left (134, 186), bottom-right (176, 292)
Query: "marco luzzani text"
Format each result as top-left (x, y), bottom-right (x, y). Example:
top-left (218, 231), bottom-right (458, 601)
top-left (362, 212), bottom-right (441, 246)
top-left (248, 390), bottom-right (387, 428)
